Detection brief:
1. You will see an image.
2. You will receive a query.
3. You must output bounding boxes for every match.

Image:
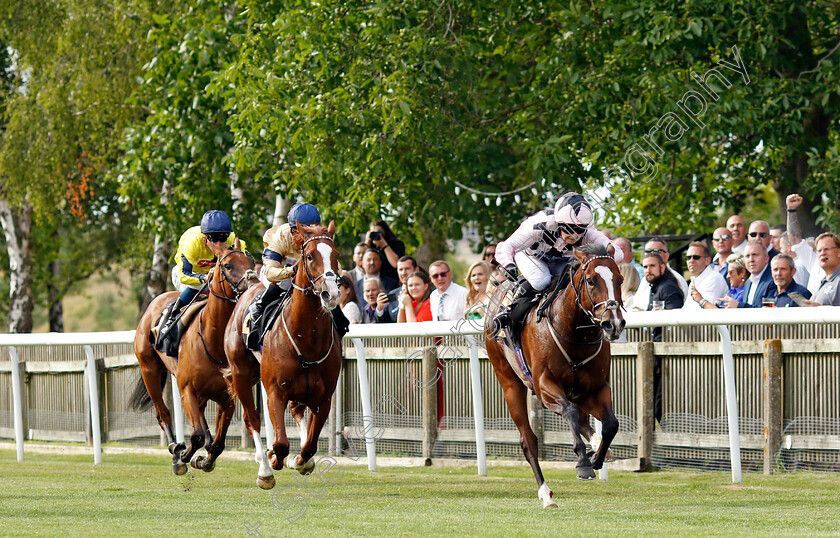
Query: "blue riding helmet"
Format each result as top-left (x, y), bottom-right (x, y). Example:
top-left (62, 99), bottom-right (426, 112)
top-left (287, 202), bottom-right (321, 228)
top-left (200, 210), bottom-right (233, 234)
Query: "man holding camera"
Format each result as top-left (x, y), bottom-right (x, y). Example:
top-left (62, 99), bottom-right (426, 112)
top-left (354, 249), bottom-right (399, 313)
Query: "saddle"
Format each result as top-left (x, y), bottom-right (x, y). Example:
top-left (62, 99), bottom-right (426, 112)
top-left (151, 297), bottom-right (208, 358)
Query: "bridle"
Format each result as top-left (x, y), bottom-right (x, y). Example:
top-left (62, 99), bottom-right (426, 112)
top-left (200, 247), bottom-right (255, 365)
top-left (291, 234), bottom-right (340, 295)
top-left (209, 248), bottom-right (255, 303)
top-left (573, 255), bottom-right (622, 327)
top-left (282, 233), bottom-right (339, 368)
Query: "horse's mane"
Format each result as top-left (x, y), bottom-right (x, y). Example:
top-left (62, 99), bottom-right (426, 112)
top-left (292, 223), bottom-right (332, 249)
top-left (576, 243), bottom-right (608, 257)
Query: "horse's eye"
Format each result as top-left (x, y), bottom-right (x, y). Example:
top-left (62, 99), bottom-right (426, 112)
top-left (224, 264), bottom-right (231, 271)
top-left (586, 277), bottom-right (596, 286)
top-left (306, 254), bottom-right (313, 262)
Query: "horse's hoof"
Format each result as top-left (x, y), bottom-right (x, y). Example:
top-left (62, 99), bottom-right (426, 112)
top-left (268, 450), bottom-right (281, 470)
top-left (286, 455), bottom-right (315, 475)
top-left (172, 462), bottom-right (188, 476)
top-left (191, 456), bottom-right (203, 470)
top-left (538, 484), bottom-right (557, 508)
top-left (257, 475), bottom-right (276, 490)
top-left (576, 466), bottom-right (596, 480)
top-left (200, 458), bottom-right (215, 473)
top-left (169, 442), bottom-right (186, 456)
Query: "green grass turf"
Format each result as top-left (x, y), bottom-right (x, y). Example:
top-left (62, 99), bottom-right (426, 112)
top-left (1, 449), bottom-right (839, 537)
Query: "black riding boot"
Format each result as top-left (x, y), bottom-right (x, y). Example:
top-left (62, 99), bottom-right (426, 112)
top-left (331, 307), bottom-right (351, 337)
top-left (156, 298), bottom-right (185, 350)
top-left (493, 280), bottom-right (537, 333)
top-left (245, 284), bottom-right (283, 350)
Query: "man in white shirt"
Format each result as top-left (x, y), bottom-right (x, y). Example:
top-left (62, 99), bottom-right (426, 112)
top-left (785, 193), bottom-right (826, 294)
top-left (633, 239), bottom-right (689, 310)
top-left (727, 215), bottom-right (748, 254)
top-left (428, 260), bottom-right (467, 321)
top-left (684, 241), bottom-right (730, 309)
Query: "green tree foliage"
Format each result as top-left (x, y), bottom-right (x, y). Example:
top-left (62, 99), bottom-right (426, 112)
top-left (117, 1), bottom-right (259, 243)
top-left (0, 1), bottom-right (150, 329)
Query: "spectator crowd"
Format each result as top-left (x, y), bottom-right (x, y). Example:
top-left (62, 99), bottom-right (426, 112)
top-left (334, 192), bottom-right (839, 331)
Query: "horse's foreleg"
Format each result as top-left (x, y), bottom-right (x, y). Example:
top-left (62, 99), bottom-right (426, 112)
top-left (579, 386), bottom-right (619, 471)
top-left (287, 398), bottom-right (330, 474)
top-left (176, 387), bottom-right (205, 474)
top-left (195, 396), bottom-right (234, 473)
top-left (266, 388), bottom-right (290, 471)
top-left (542, 385), bottom-right (593, 480)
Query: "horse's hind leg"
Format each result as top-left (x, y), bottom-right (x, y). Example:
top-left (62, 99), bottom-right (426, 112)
top-left (287, 398), bottom-right (330, 474)
top-left (498, 373), bottom-right (556, 508)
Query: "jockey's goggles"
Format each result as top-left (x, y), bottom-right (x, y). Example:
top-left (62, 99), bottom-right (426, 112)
top-left (205, 232), bottom-right (229, 243)
top-left (559, 223), bottom-right (587, 235)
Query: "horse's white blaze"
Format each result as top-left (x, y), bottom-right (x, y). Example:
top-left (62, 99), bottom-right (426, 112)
top-left (316, 242), bottom-right (340, 302)
top-left (593, 266), bottom-right (615, 302)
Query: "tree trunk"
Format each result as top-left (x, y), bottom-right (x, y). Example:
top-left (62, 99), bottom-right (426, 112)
top-left (0, 198), bottom-right (34, 333)
top-left (416, 223), bottom-right (448, 270)
top-left (48, 258), bottom-right (64, 332)
top-left (138, 233), bottom-right (170, 320)
top-left (273, 193), bottom-right (291, 228)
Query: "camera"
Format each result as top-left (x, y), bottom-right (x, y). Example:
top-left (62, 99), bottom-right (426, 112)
top-left (370, 231), bottom-right (381, 241)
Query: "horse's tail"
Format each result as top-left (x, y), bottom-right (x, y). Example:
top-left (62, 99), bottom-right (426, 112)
top-left (129, 371), bottom-right (167, 412)
top-left (221, 367), bottom-right (237, 402)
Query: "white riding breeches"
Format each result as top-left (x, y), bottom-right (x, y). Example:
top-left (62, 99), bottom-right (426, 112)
top-left (514, 252), bottom-right (571, 292)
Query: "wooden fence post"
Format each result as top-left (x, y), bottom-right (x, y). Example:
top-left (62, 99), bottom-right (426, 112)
top-left (637, 341), bottom-right (655, 469)
top-left (421, 346), bottom-right (438, 465)
top-left (763, 338), bottom-right (783, 474)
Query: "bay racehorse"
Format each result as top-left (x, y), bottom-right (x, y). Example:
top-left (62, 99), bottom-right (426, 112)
top-left (485, 244), bottom-right (625, 508)
top-left (224, 222), bottom-right (342, 489)
top-left (131, 239), bottom-right (258, 474)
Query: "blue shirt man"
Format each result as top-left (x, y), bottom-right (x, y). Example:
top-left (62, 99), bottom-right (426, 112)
top-left (765, 253), bottom-right (811, 307)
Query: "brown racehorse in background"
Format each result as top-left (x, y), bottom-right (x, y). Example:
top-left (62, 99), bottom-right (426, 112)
top-left (224, 222), bottom-right (342, 489)
top-left (131, 239), bottom-right (258, 475)
top-left (485, 244), bottom-right (625, 508)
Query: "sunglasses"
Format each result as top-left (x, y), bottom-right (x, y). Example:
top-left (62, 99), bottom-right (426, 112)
top-left (644, 248), bottom-right (666, 254)
top-left (483, 251), bottom-right (496, 258)
top-left (712, 234), bottom-right (731, 241)
top-left (560, 224), bottom-right (587, 235)
top-left (685, 254), bottom-right (706, 260)
top-left (430, 271), bottom-right (450, 279)
top-left (205, 233), bottom-right (229, 243)
top-left (748, 232), bottom-right (768, 238)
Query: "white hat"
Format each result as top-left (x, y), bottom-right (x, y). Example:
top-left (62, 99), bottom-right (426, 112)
top-left (554, 192), bottom-right (593, 226)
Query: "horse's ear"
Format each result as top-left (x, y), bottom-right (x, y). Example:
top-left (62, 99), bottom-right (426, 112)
top-left (606, 244), bottom-right (615, 258)
top-left (327, 220), bottom-right (336, 235)
top-left (234, 237), bottom-right (241, 250)
top-left (573, 248), bottom-right (588, 264)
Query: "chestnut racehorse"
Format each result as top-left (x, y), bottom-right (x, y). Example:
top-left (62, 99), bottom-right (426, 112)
top-left (131, 239), bottom-right (258, 474)
top-left (485, 244), bottom-right (625, 508)
top-left (224, 222), bottom-right (341, 489)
